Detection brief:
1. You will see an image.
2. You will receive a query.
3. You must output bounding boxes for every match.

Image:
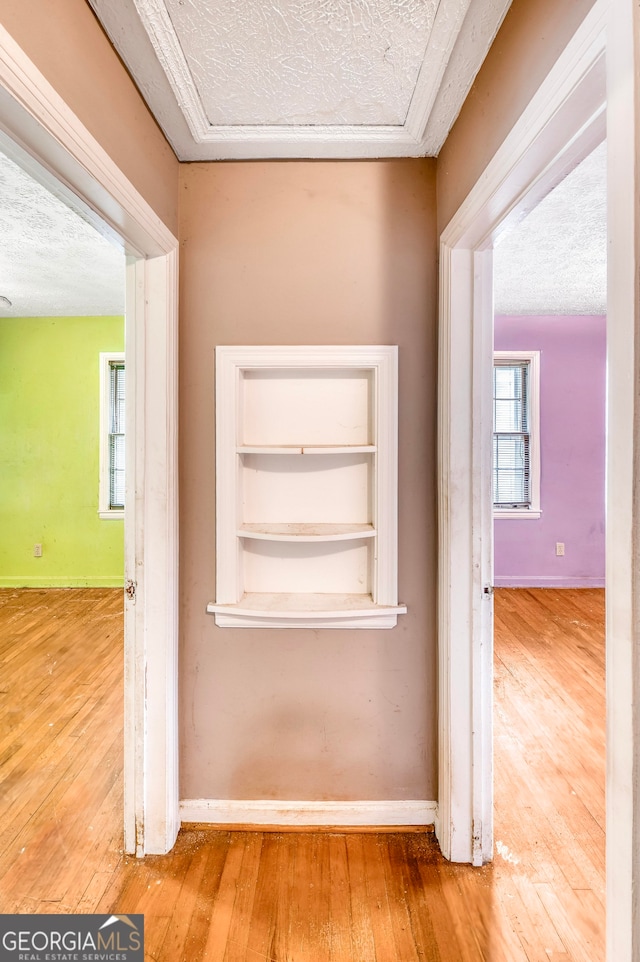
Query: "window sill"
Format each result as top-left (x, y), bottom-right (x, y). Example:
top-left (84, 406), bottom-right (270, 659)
top-left (494, 509), bottom-right (541, 520)
top-left (99, 509), bottom-right (124, 520)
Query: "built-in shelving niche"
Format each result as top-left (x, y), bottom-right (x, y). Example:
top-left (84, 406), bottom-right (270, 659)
top-left (207, 346), bottom-right (406, 628)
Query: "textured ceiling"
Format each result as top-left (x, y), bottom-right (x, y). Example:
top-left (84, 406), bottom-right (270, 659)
top-left (166, 0), bottom-right (436, 126)
top-left (494, 141), bottom-right (607, 315)
top-left (0, 151), bottom-right (125, 318)
top-left (88, 0), bottom-right (513, 159)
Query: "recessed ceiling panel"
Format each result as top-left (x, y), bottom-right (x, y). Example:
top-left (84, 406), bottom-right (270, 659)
top-left (89, 0), bottom-right (514, 159)
top-left (165, 0), bottom-right (436, 126)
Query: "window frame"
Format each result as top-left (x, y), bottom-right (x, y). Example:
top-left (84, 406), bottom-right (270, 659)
top-left (99, 351), bottom-right (125, 519)
top-left (493, 350), bottom-right (541, 519)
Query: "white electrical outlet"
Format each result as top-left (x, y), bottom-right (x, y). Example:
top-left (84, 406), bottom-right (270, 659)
top-left (556, 542), bottom-right (565, 557)
top-left (33, 543), bottom-right (42, 557)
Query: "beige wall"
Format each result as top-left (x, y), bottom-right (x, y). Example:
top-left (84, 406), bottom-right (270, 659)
top-left (437, 0), bottom-right (597, 233)
top-left (0, 0), bottom-right (178, 233)
top-left (178, 159), bottom-right (438, 801)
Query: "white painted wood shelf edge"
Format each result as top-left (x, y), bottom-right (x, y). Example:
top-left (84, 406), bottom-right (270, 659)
top-left (207, 593), bottom-right (407, 628)
top-left (238, 445), bottom-right (377, 454)
top-left (237, 523), bottom-right (376, 542)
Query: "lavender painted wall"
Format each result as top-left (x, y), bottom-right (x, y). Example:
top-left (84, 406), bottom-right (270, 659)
top-left (494, 315), bottom-right (606, 587)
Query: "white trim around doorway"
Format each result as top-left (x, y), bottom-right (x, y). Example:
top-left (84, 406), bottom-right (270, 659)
top-left (0, 24), bottom-right (180, 856)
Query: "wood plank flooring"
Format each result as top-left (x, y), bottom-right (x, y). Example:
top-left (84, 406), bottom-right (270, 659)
top-left (0, 588), bottom-right (124, 912)
top-left (0, 586), bottom-right (605, 960)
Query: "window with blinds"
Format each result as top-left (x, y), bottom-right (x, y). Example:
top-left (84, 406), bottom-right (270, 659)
top-left (108, 362), bottom-right (125, 509)
top-left (99, 352), bottom-right (125, 518)
top-left (493, 351), bottom-right (541, 516)
top-left (493, 362), bottom-right (530, 507)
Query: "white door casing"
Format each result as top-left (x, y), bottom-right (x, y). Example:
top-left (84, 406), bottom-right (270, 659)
top-left (439, 0), bottom-right (640, 958)
top-left (0, 24), bottom-right (180, 855)
top-left (603, 1), bottom-right (640, 959)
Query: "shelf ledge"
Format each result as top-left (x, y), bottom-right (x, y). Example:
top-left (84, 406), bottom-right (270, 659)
top-left (237, 445), bottom-right (376, 455)
top-left (207, 593), bottom-right (407, 629)
top-left (237, 523), bottom-right (376, 542)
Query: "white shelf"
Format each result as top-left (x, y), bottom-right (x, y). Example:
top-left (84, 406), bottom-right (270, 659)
top-left (212, 346), bottom-right (405, 629)
top-left (207, 593), bottom-right (407, 629)
top-left (238, 523), bottom-right (376, 542)
top-left (237, 445), bottom-right (377, 455)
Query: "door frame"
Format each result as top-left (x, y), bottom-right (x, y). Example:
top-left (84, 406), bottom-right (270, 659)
top-left (0, 24), bottom-right (180, 855)
top-left (437, 0), bottom-right (640, 957)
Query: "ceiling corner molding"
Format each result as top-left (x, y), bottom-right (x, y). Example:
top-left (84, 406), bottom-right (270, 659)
top-left (132, 0), bottom-right (210, 141)
top-left (404, 0), bottom-right (472, 143)
top-left (87, 0), bottom-right (198, 156)
top-left (420, 0), bottom-right (513, 154)
top-left (176, 123), bottom-right (425, 162)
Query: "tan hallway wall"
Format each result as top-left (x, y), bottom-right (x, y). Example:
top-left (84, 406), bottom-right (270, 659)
top-left (178, 159), bottom-right (438, 801)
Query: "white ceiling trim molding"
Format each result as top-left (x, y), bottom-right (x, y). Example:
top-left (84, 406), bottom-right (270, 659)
top-left (423, 0), bottom-right (511, 154)
top-left (88, 0), bottom-right (514, 160)
top-left (403, 0), bottom-right (472, 144)
top-left (162, 122), bottom-right (426, 160)
top-left (134, 0), bottom-right (211, 138)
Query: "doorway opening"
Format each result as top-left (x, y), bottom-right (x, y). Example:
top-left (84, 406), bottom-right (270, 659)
top-left (0, 138), bottom-right (128, 895)
top-left (437, 0), bottom-right (637, 956)
top-left (0, 31), bottom-right (180, 856)
top-left (491, 140), bottom-right (607, 954)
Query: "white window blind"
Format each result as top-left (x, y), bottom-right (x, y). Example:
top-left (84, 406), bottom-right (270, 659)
top-left (99, 352), bottom-right (125, 519)
top-left (493, 362), bottom-right (531, 508)
top-left (108, 361), bottom-right (125, 509)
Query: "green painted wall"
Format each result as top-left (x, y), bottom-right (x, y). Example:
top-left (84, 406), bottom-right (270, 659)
top-left (0, 316), bottom-right (124, 586)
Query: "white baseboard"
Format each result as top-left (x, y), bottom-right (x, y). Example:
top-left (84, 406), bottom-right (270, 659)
top-left (180, 798), bottom-right (438, 828)
top-left (494, 575), bottom-right (605, 588)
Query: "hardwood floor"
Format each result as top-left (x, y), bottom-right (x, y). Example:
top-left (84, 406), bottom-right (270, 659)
top-left (0, 588), bottom-right (124, 913)
top-left (0, 587), bottom-right (605, 960)
top-left (492, 588), bottom-right (605, 962)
